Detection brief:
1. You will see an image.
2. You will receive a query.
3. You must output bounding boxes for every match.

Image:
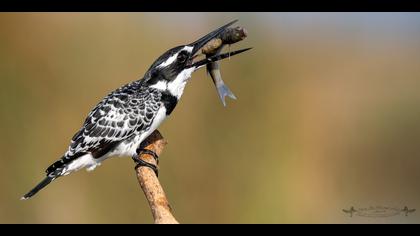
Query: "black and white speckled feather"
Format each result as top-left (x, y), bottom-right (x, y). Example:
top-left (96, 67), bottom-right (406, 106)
top-left (47, 80), bottom-right (171, 175)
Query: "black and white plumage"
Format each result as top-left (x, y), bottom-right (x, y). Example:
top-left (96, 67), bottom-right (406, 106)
top-left (22, 20), bottom-right (250, 200)
top-left (47, 80), bottom-right (169, 175)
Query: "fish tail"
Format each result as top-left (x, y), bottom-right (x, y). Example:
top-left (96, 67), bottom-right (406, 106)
top-left (217, 83), bottom-right (237, 107)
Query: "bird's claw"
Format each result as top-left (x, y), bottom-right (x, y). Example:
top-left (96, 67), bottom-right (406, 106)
top-left (132, 149), bottom-right (159, 177)
top-left (137, 148), bottom-right (159, 164)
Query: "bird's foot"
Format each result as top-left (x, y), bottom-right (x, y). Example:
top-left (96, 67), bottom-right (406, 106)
top-left (132, 149), bottom-right (159, 177)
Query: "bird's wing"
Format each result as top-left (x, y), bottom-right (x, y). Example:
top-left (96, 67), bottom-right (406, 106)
top-left (46, 82), bottom-right (162, 174)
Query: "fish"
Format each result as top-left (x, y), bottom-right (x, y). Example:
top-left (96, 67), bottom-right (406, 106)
top-left (206, 45), bottom-right (237, 106)
top-left (202, 27), bottom-right (248, 106)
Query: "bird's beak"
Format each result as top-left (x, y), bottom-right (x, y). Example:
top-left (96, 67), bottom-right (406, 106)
top-left (189, 48), bottom-right (252, 69)
top-left (187, 20), bottom-right (251, 69)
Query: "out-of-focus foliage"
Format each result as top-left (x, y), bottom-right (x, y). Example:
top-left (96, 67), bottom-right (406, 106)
top-left (1, 13), bottom-right (420, 223)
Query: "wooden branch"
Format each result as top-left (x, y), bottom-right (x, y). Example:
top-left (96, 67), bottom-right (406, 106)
top-left (134, 130), bottom-right (179, 224)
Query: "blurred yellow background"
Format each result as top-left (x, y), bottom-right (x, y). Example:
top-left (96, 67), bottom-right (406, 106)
top-left (1, 13), bottom-right (419, 223)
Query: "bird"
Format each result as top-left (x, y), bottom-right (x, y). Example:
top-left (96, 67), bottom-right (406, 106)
top-left (21, 20), bottom-right (251, 200)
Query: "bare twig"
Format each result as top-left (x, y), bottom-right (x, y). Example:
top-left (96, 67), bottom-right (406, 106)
top-left (134, 130), bottom-right (179, 224)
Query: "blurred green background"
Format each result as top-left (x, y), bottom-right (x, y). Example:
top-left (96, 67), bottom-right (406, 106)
top-left (1, 13), bottom-right (420, 223)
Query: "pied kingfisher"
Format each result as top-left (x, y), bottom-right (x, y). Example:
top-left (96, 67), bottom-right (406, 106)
top-left (22, 20), bottom-right (250, 200)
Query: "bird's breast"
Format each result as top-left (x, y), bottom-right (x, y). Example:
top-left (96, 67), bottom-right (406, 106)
top-left (111, 106), bottom-right (168, 158)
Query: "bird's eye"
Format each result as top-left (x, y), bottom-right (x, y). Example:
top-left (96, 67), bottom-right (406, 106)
top-left (177, 52), bottom-right (188, 63)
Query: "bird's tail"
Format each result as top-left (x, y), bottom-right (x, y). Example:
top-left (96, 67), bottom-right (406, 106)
top-left (21, 175), bottom-right (56, 200)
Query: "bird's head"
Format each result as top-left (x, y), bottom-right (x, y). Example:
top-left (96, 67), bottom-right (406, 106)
top-left (143, 20), bottom-right (250, 99)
